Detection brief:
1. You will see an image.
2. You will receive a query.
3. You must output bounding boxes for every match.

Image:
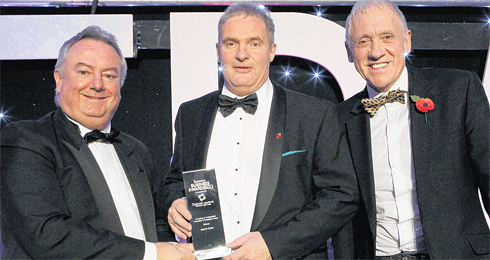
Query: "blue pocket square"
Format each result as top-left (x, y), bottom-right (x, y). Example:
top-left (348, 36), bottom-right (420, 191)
top-left (282, 150), bottom-right (306, 157)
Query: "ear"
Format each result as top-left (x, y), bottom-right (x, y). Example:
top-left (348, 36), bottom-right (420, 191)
top-left (269, 43), bottom-right (277, 62)
top-left (54, 69), bottom-right (62, 93)
top-left (404, 30), bottom-right (412, 54)
top-left (345, 41), bottom-right (354, 63)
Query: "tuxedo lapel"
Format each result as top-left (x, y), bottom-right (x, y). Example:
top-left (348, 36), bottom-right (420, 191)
top-left (345, 89), bottom-right (377, 236)
top-left (53, 110), bottom-right (125, 235)
top-left (114, 141), bottom-right (157, 242)
top-left (195, 91), bottom-right (219, 169)
top-left (64, 142), bottom-right (125, 235)
top-left (408, 66), bottom-right (432, 164)
top-left (251, 84), bottom-right (286, 231)
top-left (53, 109), bottom-right (127, 238)
top-left (407, 67), bottom-right (434, 201)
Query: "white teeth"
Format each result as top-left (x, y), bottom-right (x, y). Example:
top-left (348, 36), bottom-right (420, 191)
top-left (371, 63), bottom-right (388, 69)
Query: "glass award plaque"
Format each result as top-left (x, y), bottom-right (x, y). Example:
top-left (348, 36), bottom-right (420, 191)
top-left (183, 169), bottom-right (231, 260)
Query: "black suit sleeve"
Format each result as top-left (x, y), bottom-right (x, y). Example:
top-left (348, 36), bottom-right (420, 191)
top-left (159, 105), bottom-right (187, 216)
top-left (465, 71), bottom-right (490, 214)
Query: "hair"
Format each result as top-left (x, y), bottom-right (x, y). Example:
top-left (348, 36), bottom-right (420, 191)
top-left (54, 25), bottom-right (127, 105)
top-left (218, 3), bottom-right (275, 46)
top-left (345, 0), bottom-right (408, 47)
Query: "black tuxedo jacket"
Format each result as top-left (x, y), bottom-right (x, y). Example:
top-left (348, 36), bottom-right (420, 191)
top-left (160, 83), bottom-right (359, 259)
top-left (333, 66), bottom-right (490, 259)
top-left (1, 108), bottom-right (158, 259)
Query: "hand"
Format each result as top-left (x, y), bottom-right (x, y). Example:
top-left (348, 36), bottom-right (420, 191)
top-left (223, 232), bottom-right (272, 260)
top-left (168, 198), bottom-right (193, 239)
top-left (155, 242), bottom-right (196, 260)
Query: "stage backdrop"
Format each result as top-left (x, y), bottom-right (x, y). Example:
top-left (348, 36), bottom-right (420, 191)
top-left (0, 14), bottom-right (133, 60)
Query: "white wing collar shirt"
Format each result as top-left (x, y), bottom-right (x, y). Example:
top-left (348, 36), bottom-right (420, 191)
top-left (367, 67), bottom-right (428, 256)
top-left (69, 117), bottom-right (157, 260)
top-left (206, 79), bottom-right (273, 244)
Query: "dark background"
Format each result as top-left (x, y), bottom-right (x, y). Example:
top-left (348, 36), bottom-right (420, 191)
top-left (1, 4), bottom-right (489, 189)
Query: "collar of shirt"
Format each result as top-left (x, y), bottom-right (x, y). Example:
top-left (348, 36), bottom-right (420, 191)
top-left (221, 78), bottom-right (274, 116)
top-left (64, 114), bottom-right (112, 137)
top-left (367, 66), bottom-right (409, 99)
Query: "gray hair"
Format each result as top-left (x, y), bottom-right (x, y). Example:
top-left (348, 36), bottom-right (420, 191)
top-left (54, 25), bottom-right (127, 105)
top-left (345, 0), bottom-right (408, 47)
top-left (218, 3), bottom-right (275, 46)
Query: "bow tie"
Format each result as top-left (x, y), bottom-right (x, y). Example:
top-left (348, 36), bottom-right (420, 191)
top-left (218, 93), bottom-right (258, 117)
top-left (361, 88), bottom-right (408, 117)
top-left (83, 129), bottom-right (119, 144)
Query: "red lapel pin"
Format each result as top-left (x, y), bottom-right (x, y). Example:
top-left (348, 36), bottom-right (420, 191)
top-left (276, 133), bottom-right (282, 139)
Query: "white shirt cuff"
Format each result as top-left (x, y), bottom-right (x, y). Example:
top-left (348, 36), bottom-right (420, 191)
top-left (143, 242), bottom-right (157, 260)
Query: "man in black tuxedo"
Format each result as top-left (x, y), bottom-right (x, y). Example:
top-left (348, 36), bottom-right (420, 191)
top-left (161, 3), bottom-right (358, 260)
top-left (333, 0), bottom-right (490, 259)
top-left (1, 26), bottom-right (195, 260)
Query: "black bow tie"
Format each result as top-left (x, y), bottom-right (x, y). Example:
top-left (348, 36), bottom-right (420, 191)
top-left (83, 129), bottom-right (119, 144)
top-left (218, 93), bottom-right (258, 117)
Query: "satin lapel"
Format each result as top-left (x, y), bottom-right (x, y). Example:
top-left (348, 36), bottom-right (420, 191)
top-left (345, 89), bottom-right (377, 236)
top-left (251, 84), bottom-right (285, 231)
top-left (53, 109), bottom-right (125, 235)
top-left (195, 91), bottom-right (219, 169)
top-left (63, 141), bottom-right (125, 235)
top-left (114, 141), bottom-right (157, 242)
top-left (53, 108), bottom-right (83, 150)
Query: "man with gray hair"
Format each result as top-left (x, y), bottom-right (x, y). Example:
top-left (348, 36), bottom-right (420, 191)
top-left (1, 25), bottom-right (195, 260)
top-left (334, 0), bottom-right (490, 258)
top-left (162, 3), bottom-right (358, 259)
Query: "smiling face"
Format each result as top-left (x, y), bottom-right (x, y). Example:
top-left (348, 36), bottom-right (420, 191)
top-left (346, 6), bottom-right (411, 93)
top-left (217, 14), bottom-right (276, 97)
top-left (54, 38), bottom-right (122, 130)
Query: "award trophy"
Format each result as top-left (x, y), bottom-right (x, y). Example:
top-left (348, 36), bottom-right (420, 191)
top-left (183, 169), bottom-right (231, 260)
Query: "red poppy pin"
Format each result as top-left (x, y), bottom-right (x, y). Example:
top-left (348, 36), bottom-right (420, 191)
top-left (276, 133), bottom-right (282, 139)
top-left (410, 95), bottom-right (434, 122)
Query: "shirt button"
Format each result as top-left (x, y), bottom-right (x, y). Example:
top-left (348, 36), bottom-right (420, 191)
top-left (234, 193), bottom-right (238, 196)
top-left (237, 221), bottom-right (240, 224)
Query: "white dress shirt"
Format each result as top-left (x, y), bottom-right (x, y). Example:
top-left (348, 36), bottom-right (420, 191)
top-left (206, 79), bottom-right (273, 243)
top-left (69, 117), bottom-right (157, 260)
top-left (368, 67), bottom-right (428, 256)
